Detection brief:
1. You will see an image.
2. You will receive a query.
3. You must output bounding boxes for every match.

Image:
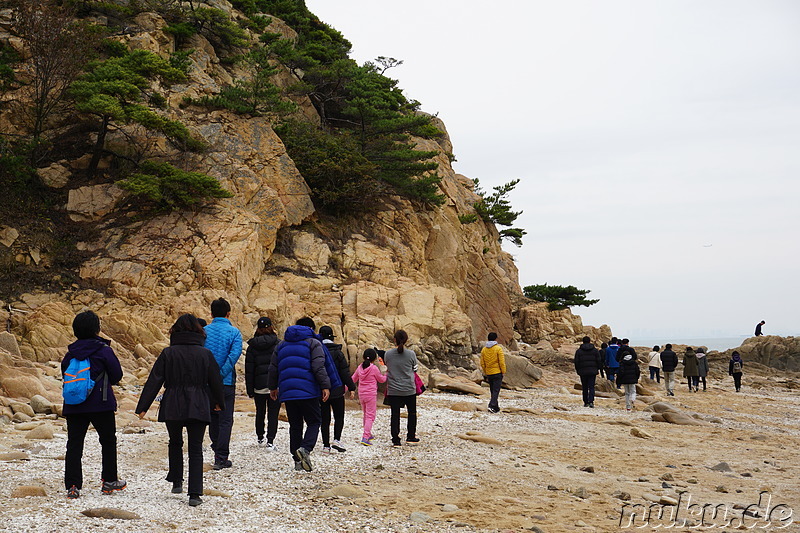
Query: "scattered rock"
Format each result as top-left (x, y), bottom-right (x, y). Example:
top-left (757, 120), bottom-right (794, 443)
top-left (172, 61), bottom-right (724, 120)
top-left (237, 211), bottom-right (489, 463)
top-left (0, 452), bottom-right (30, 461)
top-left (741, 472), bottom-right (753, 478)
top-left (579, 466), bottom-right (595, 473)
top-left (573, 487), bottom-right (589, 499)
top-left (0, 226), bottom-right (19, 247)
top-left (528, 527), bottom-right (546, 533)
top-left (715, 485), bottom-right (728, 493)
top-left (0, 331), bottom-right (21, 355)
top-left (710, 462), bottom-right (733, 472)
top-left (449, 402), bottom-right (478, 412)
top-left (612, 490), bottom-right (631, 501)
top-left (29, 395), bottom-right (52, 414)
top-left (442, 504), bottom-right (459, 512)
top-left (707, 417), bottom-right (723, 424)
top-left (660, 495), bottom-right (678, 506)
top-left (750, 434), bottom-right (768, 441)
top-left (321, 484), bottom-right (367, 499)
top-left (642, 492), bottom-right (659, 503)
top-left (37, 161), bottom-right (71, 188)
top-left (429, 373), bottom-right (484, 395)
top-left (122, 427), bottom-right (145, 435)
top-left (660, 473), bottom-right (674, 481)
top-left (12, 412), bottom-right (33, 423)
top-left (662, 412), bottom-right (711, 426)
top-left (81, 508), bottom-right (141, 520)
top-left (661, 482), bottom-right (673, 489)
top-left (552, 405), bottom-right (569, 411)
top-left (645, 402), bottom-right (681, 414)
top-left (602, 419), bottom-right (635, 426)
top-left (202, 489), bottom-right (231, 497)
top-left (687, 478), bottom-right (698, 484)
top-left (630, 428), bottom-right (652, 439)
top-left (409, 511), bottom-right (431, 523)
top-left (546, 485), bottom-right (559, 491)
top-left (456, 433), bottom-right (502, 445)
top-left (637, 477), bottom-right (649, 482)
top-left (25, 423), bottom-right (55, 440)
top-left (9, 402), bottom-right (35, 418)
top-left (575, 519), bottom-right (588, 527)
top-left (11, 485), bottom-right (47, 498)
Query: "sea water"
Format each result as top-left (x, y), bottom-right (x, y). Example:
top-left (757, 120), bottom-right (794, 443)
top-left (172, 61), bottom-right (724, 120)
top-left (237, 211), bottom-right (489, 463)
top-left (632, 337), bottom-right (749, 352)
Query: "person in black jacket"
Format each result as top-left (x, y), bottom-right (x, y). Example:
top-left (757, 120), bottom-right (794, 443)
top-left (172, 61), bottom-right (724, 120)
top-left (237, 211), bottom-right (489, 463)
top-left (136, 314), bottom-right (225, 507)
top-left (617, 350), bottom-right (640, 411)
top-left (574, 336), bottom-right (603, 408)
top-left (245, 317), bottom-right (280, 449)
top-left (319, 325), bottom-right (357, 453)
top-left (615, 338), bottom-right (637, 363)
top-left (659, 344), bottom-right (678, 396)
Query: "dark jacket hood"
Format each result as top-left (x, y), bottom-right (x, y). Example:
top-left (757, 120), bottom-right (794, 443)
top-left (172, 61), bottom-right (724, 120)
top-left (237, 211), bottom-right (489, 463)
top-left (578, 343), bottom-right (596, 352)
top-left (67, 337), bottom-right (111, 360)
top-left (248, 332), bottom-right (278, 348)
top-left (284, 325), bottom-right (314, 343)
top-left (170, 331), bottom-right (205, 346)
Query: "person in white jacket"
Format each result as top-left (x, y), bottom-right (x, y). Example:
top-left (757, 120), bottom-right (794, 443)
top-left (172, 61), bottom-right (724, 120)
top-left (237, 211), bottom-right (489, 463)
top-left (648, 345), bottom-right (662, 383)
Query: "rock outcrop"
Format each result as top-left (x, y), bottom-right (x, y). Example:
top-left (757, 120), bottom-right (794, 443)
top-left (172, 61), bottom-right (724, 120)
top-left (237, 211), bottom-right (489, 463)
top-left (727, 336), bottom-right (800, 372)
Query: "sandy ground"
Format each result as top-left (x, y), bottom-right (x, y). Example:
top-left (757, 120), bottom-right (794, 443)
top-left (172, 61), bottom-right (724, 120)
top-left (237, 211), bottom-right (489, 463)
top-left (1, 357), bottom-right (799, 533)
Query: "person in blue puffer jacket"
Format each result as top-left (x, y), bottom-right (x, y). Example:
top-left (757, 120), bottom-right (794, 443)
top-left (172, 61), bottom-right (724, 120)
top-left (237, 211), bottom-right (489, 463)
top-left (203, 298), bottom-right (242, 470)
top-left (267, 317), bottom-right (331, 472)
top-left (605, 337), bottom-right (621, 388)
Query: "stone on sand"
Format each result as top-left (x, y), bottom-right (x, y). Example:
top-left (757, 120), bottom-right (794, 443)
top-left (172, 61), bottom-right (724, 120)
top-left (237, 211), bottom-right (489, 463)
top-left (11, 485), bottom-right (47, 497)
top-left (0, 451), bottom-right (30, 461)
top-left (630, 428), bottom-right (653, 439)
top-left (321, 484), bottom-right (367, 499)
top-left (449, 402), bottom-right (478, 412)
top-left (25, 423), bottom-right (54, 439)
top-left (29, 395), bottom-right (52, 414)
top-left (662, 412), bottom-right (711, 426)
top-left (409, 511), bottom-right (431, 523)
top-left (457, 433), bottom-right (502, 445)
top-left (81, 508), bottom-right (141, 520)
top-left (710, 462), bottom-right (733, 472)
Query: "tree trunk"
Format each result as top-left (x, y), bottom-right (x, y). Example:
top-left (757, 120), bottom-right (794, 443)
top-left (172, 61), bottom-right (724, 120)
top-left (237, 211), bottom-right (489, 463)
top-left (87, 116), bottom-right (109, 178)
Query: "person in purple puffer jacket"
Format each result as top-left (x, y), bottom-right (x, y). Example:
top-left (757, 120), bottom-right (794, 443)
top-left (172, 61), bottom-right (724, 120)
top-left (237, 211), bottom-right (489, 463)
top-left (61, 310), bottom-right (125, 499)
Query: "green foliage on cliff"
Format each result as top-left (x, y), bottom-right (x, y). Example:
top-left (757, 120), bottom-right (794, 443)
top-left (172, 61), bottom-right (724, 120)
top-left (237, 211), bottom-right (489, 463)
top-left (473, 179), bottom-right (526, 246)
top-left (523, 284), bottom-right (599, 311)
top-left (117, 160), bottom-right (233, 210)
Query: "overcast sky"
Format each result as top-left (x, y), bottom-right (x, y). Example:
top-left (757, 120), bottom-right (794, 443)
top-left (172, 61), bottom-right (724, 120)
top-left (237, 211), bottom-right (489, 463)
top-left (305, 0), bottom-right (800, 340)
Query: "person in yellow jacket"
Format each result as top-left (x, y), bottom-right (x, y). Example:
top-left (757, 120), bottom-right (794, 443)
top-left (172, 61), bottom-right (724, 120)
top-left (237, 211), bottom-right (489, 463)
top-left (479, 332), bottom-right (506, 413)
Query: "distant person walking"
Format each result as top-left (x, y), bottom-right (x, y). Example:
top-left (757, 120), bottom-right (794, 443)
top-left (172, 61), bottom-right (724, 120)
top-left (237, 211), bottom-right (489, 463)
top-left (598, 342), bottom-right (608, 379)
top-left (755, 320), bottom-right (765, 336)
top-left (351, 348), bottom-right (387, 445)
top-left (479, 332), bottom-right (506, 413)
top-left (696, 347), bottom-right (709, 391)
top-left (683, 346), bottom-right (700, 392)
top-left (605, 337), bottom-right (621, 387)
top-left (62, 310), bottom-right (126, 499)
top-left (384, 330), bottom-right (420, 447)
top-left (660, 344), bottom-right (678, 396)
top-left (319, 325), bottom-right (356, 454)
top-left (729, 351), bottom-right (744, 392)
top-left (617, 350), bottom-right (640, 411)
top-left (204, 298), bottom-right (243, 470)
top-left (268, 318), bottom-right (330, 472)
top-left (574, 336), bottom-right (602, 408)
top-left (136, 314), bottom-right (225, 507)
top-left (244, 317), bottom-right (280, 449)
top-left (648, 345), bottom-right (662, 383)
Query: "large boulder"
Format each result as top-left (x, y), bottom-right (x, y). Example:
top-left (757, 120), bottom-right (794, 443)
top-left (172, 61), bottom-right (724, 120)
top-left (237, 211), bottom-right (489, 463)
top-left (429, 373), bottom-right (485, 395)
top-left (502, 352), bottom-right (543, 388)
top-left (731, 336), bottom-right (800, 371)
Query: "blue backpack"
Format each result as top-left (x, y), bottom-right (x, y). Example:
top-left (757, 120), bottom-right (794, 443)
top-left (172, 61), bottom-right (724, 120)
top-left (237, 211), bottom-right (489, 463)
top-left (63, 357), bottom-right (107, 405)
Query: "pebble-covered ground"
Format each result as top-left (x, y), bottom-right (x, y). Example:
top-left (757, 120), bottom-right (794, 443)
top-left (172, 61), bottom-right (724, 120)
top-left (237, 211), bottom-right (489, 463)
top-left (2, 362), bottom-right (799, 533)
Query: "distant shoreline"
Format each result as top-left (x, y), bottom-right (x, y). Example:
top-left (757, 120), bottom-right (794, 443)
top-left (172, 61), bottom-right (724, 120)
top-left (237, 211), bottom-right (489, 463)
top-left (631, 336), bottom-right (748, 352)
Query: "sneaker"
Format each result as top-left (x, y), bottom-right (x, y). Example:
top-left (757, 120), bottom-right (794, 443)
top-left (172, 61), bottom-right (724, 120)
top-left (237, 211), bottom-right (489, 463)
top-left (331, 440), bottom-right (346, 452)
top-left (67, 485), bottom-right (80, 499)
top-left (360, 438), bottom-right (372, 446)
top-left (189, 495), bottom-right (203, 507)
top-left (213, 459), bottom-right (232, 470)
top-left (322, 446), bottom-right (332, 454)
top-left (265, 442), bottom-right (276, 451)
top-left (406, 438), bottom-right (420, 445)
top-left (171, 482), bottom-right (183, 494)
top-left (294, 447), bottom-right (313, 472)
top-left (488, 407), bottom-right (500, 413)
top-left (257, 437), bottom-right (264, 445)
top-left (294, 461), bottom-right (304, 471)
top-left (101, 479), bottom-right (127, 494)
top-left (626, 408), bottom-right (632, 412)
top-left (392, 442), bottom-right (402, 448)
top-left (589, 403), bottom-right (594, 408)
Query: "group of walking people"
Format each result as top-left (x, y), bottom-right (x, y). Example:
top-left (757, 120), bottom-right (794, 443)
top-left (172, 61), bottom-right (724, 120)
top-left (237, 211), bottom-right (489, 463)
top-left (575, 337), bottom-right (746, 410)
top-left (60, 299), bottom-right (421, 506)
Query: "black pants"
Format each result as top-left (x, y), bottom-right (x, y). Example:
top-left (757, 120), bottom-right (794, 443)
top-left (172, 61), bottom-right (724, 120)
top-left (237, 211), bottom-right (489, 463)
top-left (486, 373), bottom-right (503, 411)
top-left (388, 394), bottom-right (417, 445)
top-left (284, 398), bottom-right (321, 459)
top-left (732, 373), bottom-right (742, 391)
top-left (699, 376), bottom-right (707, 390)
top-left (65, 411), bottom-right (118, 490)
top-left (579, 374), bottom-right (596, 405)
top-left (649, 366), bottom-right (661, 382)
top-left (320, 395), bottom-right (346, 446)
top-left (209, 385), bottom-right (235, 462)
top-left (165, 420), bottom-right (206, 497)
top-left (253, 393), bottom-right (281, 443)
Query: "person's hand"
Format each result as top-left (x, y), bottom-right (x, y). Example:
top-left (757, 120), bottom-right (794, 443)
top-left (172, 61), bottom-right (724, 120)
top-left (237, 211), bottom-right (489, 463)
top-left (321, 388), bottom-right (330, 402)
top-left (270, 389), bottom-right (278, 401)
top-left (137, 411), bottom-right (146, 419)
top-left (213, 404), bottom-right (222, 411)
top-left (349, 391), bottom-right (355, 399)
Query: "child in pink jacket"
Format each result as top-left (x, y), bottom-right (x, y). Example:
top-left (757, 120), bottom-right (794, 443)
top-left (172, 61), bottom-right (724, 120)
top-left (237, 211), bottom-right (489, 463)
top-left (351, 348), bottom-right (387, 445)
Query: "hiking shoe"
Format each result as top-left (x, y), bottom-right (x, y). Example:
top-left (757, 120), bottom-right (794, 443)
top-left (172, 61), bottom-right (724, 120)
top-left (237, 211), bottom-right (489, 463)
top-left (406, 438), bottom-right (420, 445)
top-left (67, 486), bottom-right (80, 499)
top-left (331, 440), bottom-right (346, 452)
top-left (294, 447), bottom-right (313, 472)
top-left (101, 479), bottom-right (127, 494)
top-left (583, 403), bottom-right (589, 408)
top-left (360, 438), bottom-right (373, 446)
top-left (322, 446), bottom-right (331, 454)
top-left (189, 495), bottom-right (203, 507)
top-left (265, 442), bottom-right (276, 451)
top-left (213, 459), bottom-right (232, 470)
top-left (171, 482), bottom-right (183, 494)
top-left (294, 461), bottom-right (304, 471)
top-left (589, 403), bottom-right (595, 408)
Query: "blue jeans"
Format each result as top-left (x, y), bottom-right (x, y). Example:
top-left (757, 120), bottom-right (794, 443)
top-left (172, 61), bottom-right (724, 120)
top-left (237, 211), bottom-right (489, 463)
top-left (649, 366), bottom-right (661, 382)
top-left (209, 385), bottom-right (235, 462)
top-left (606, 368), bottom-right (619, 386)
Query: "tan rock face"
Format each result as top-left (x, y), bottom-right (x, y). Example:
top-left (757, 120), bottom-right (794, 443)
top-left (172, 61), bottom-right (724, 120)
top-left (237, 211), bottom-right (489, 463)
top-left (734, 336), bottom-right (800, 371)
top-left (515, 303), bottom-right (611, 344)
top-left (66, 184), bottom-right (124, 222)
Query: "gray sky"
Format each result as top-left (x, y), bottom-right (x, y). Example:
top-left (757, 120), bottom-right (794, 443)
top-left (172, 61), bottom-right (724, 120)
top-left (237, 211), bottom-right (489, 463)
top-left (305, 0), bottom-right (800, 339)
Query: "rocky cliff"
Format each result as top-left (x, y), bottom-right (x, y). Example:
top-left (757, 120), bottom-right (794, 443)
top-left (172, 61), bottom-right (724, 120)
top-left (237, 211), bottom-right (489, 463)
top-left (0, 2), bottom-right (609, 393)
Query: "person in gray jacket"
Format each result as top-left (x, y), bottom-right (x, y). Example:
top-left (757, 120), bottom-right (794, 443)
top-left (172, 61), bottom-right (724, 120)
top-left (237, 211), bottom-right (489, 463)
top-left (384, 330), bottom-right (419, 447)
top-left (696, 347), bottom-right (709, 391)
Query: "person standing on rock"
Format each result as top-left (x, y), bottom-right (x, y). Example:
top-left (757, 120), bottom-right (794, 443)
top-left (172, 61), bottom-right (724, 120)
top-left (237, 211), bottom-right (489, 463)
top-left (267, 317), bottom-right (331, 471)
top-left (62, 310), bottom-right (126, 499)
top-left (616, 350), bottom-right (640, 411)
top-left (319, 325), bottom-right (356, 454)
top-left (351, 348), bottom-right (387, 445)
top-left (480, 332), bottom-right (506, 413)
top-left (605, 337), bottom-right (621, 387)
top-left (660, 344), bottom-right (678, 396)
top-left (204, 298), bottom-right (243, 470)
top-left (648, 345), bottom-right (662, 383)
top-left (574, 336), bottom-right (602, 408)
top-left (755, 320), bottom-right (765, 336)
top-left (384, 330), bottom-right (420, 446)
top-left (696, 347), bottom-right (709, 391)
top-left (682, 346), bottom-right (700, 392)
top-left (135, 314), bottom-right (225, 507)
top-left (244, 317), bottom-right (280, 449)
top-left (729, 351), bottom-right (744, 392)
